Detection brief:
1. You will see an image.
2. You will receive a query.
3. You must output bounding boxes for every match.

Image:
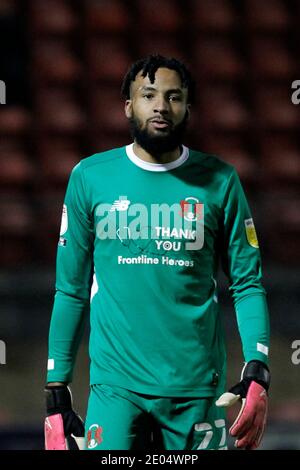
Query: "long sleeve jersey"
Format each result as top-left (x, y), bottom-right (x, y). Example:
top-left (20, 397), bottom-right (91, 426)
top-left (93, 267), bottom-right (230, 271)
top-left (46, 143), bottom-right (270, 397)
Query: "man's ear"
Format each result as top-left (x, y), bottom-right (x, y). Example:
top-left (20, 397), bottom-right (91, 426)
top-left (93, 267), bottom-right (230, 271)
top-left (186, 103), bottom-right (191, 119)
top-left (125, 100), bottom-right (132, 119)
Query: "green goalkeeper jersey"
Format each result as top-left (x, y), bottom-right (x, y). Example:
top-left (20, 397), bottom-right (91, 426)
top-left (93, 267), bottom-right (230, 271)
top-left (47, 144), bottom-right (270, 397)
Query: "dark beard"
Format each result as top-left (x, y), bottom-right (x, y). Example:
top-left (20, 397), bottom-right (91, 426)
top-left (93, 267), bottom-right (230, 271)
top-left (129, 112), bottom-right (188, 157)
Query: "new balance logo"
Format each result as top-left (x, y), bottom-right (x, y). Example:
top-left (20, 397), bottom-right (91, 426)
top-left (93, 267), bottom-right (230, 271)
top-left (110, 196), bottom-right (131, 212)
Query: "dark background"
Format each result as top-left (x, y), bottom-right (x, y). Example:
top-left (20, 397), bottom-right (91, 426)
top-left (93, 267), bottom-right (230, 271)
top-left (0, 0), bottom-right (299, 450)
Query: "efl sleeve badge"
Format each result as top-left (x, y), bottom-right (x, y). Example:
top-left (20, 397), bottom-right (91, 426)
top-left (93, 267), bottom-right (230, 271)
top-left (244, 218), bottom-right (259, 248)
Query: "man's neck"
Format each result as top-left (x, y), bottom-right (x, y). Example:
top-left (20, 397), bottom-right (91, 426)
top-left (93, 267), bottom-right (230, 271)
top-left (133, 142), bottom-right (181, 164)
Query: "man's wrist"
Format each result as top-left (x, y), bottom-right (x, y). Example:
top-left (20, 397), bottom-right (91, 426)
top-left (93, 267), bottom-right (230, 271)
top-left (45, 384), bottom-right (72, 413)
top-left (46, 382), bottom-right (67, 387)
top-left (243, 360), bottom-right (271, 391)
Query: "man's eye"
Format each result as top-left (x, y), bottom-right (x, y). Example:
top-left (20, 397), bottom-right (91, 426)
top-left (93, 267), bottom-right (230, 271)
top-left (143, 94), bottom-right (154, 99)
top-left (169, 95), bottom-right (181, 101)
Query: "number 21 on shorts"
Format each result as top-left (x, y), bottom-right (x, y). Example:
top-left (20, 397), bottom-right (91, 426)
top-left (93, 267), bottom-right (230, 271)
top-left (194, 419), bottom-right (227, 450)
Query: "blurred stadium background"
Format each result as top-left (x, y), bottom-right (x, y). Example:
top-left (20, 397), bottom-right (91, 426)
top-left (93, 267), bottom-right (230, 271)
top-left (0, 0), bottom-right (300, 450)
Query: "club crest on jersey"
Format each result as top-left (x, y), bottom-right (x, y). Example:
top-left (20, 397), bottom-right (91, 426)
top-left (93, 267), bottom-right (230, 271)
top-left (180, 197), bottom-right (204, 222)
top-left (244, 218), bottom-right (259, 248)
top-left (87, 424), bottom-right (103, 449)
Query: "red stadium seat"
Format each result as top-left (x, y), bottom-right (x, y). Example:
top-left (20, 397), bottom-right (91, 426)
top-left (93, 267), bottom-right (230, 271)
top-left (138, 36), bottom-right (184, 61)
top-left (259, 135), bottom-right (300, 184)
top-left (199, 86), bottom-right (250, 131)
top-left (191, 0), bottom-right (237, 32)
top-left (245, 0), bottom-right (290, 31)
top-left (38, 190), bottom-right (65, 231)
top-left (35, 88), bottom-right (86, 134)
top-left (0, 236), bottom-right (34, 267)
top-left (0, 106), bottom-right (31, 135)
top-left (87, 39), bottom-right (131, 81)
top-left (0, 144), bottom-right (35, 186)
top-left (254, 86), bottom-right (300, 130)
top-left (194, 38), bottom-right (246, 80)
top-left (36, 137), bottom-right (81, 185)
top-left (84, 0), bottom-right (131, 33)
top-left (29, 0), bottom-right (78, 35)
top-left (202, 134), bottom-right (258, 183)
top-left (32, 39), bottom-right (82, 84)
top-left (90, 132), bottom-right (130, 153)
top-left (249, 38), bottom-right (296, 79)
top-left (262, 190), bottom-right (300, 264)
top-left (89, 85), bottom-right (128, 133)
top-left (136, 0), bottom-right (183, 32)
top-left (0, 191), bottom-right (35, 236)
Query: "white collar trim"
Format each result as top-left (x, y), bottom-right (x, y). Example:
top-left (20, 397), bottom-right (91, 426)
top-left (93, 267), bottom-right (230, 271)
top-left (125, 143), bottom-right (189, 172)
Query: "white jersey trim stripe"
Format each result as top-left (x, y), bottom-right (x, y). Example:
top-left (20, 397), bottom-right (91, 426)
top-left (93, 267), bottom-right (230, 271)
top-left (90, 271), bottom-right (99, 302)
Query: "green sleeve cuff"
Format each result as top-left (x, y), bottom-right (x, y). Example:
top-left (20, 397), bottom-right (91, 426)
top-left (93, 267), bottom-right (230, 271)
top-left (235, 292), bottom-right (270, 366)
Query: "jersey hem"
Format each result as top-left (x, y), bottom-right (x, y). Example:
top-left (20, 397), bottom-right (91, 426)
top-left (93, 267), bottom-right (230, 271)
top-left (89, 378), bottom-right (217, 397)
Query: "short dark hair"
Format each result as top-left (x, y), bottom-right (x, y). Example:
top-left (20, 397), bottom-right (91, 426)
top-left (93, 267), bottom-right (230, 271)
top-left (121, 54), bottom-right (195, 104)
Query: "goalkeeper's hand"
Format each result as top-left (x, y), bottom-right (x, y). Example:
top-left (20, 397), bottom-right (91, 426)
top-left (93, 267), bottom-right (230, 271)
top-left (44, 384), bottom-right (85, 450)
top-left (216, 360), bottom-right (270, 450)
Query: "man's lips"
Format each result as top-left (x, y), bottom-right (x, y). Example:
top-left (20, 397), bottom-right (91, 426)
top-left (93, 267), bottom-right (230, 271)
top-left (149, 118), bottom-right (171, 129)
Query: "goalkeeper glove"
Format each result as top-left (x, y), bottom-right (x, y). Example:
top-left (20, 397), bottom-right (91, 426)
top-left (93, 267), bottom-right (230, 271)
top-left (44, 384), bottom-right (85, 450)
top-left (216, 360), bottom-right (270, 450)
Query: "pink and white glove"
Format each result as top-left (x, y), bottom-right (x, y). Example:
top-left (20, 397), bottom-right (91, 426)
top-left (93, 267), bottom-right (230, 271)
top-left (44, 385), bottom-right (85, 450)
top-left (216, 360), bottom-right (270, 450)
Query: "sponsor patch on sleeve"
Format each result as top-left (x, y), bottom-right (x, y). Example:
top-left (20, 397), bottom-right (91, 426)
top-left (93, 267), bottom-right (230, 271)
top-left (257, 343), bottom-right (269, 356)
top-left (244, 218), bottom-right (259, 248)
top-left (58, 237), bottom-right (67, 247)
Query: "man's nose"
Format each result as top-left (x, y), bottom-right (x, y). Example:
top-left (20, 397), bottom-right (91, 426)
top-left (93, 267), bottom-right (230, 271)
top-left (153, 95), bottom-right (169, 113)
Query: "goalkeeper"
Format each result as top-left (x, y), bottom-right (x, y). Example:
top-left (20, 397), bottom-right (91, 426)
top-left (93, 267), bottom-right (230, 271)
top-left (44, 54), bottom-right (270, 451)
